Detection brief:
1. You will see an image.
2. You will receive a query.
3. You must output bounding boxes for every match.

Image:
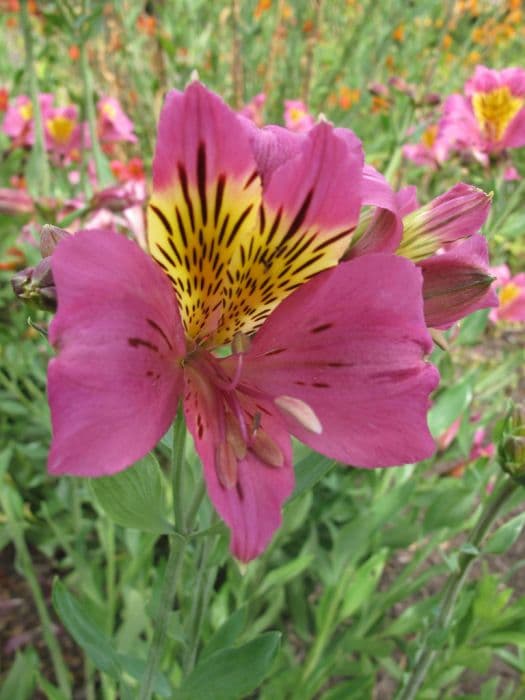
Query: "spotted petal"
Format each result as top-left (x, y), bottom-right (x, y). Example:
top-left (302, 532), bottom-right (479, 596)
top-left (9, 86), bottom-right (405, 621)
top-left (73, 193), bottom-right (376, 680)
top-left (148, 83), bottom-right (365, 346)
top-left (183, 364), bottom-right (294, 562)
top-left (148, 82), bottom-right (262, 343)
top-left (48, 230), bottom-right (185, 476)
top-left (242, 254), bottom-right (439, 467)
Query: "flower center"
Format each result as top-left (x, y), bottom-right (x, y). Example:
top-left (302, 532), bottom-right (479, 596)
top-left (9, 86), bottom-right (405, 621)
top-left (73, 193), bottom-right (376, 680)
top-left (46, 116), bottom-right (76, 144)
top-left (422, 125), bottom-right (438, 148)
top-left (499, 281), bottom-right (521, 306)
top-left (472, 86), bottom-right (524, 143)
top-left (19, 102), bottom-right (33, 121)
top-left (289, 107), bottom-right (306, 124)
top-left (101, 102), bottom-right (118, 120)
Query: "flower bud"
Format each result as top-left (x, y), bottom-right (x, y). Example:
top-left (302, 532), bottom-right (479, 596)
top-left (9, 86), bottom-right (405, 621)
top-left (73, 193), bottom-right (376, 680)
top-left (397, 184), bottom-right (492, 263)
top-left (40, 224), bottom-right (70, 257)
top-left (0, 187), bottom-right (33, 215)
top-left (11, 257), bottom-right (57, 311)
top-left (90, 185), bottom-right (139, 213)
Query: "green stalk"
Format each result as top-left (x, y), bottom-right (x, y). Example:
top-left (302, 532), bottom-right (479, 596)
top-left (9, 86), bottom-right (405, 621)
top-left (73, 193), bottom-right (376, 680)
top-left (20, 0), bottom-right (51, 199)
top-left (138, 408), bottom-right (188, 700)
top-left (397, 477), bottom-right (519, 700)
top-left (172, 406), bottom-right (187, 529)
top-left (183, 530), bottom-right (217, 673)
top-left (79, 12), bottom-right (112, 189)
top-left (0, 487), bottom-right (71, 696)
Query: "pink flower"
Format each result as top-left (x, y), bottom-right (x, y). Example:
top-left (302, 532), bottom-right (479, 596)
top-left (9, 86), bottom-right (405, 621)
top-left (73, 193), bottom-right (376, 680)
top-left (504, 165), bottom-right (521, 181)
top-left (403, 123), bottom-right (449, 168)
top-left (44, 105), bottom-right (83, 156)
top-left (97, 96), bottom-right (137, 143)
top-left (2, 93), bottom-right (54, 147)
top-left (284, 99), bottom-right (315, 132)
top-left (47, 83), bottom-right (438, 561)
top-left (240, 92), bottom-right (266, 126)
top-left (439, 65), bottom-right (525, 161)
top-left (489, 264), bottom-right (525, 323)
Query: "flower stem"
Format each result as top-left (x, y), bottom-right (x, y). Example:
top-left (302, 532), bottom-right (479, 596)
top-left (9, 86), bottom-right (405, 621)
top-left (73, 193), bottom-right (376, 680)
top-left (79, 7), bottom-right (112, 189)
top-left (397, 477), bottom-right (519, 700)
top-left (20, 0), bottom-right (51, 199)
top-left (0, 485), bottom-right (72, 696)
top-left (138, 408), bottom-right (190, 700)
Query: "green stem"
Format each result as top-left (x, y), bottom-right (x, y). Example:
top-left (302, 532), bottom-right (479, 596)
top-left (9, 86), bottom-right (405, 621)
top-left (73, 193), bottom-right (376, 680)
top-left (300, 563), bottom-right (354, 685)
top-left (183, 530), bottom-right (217, 673)
top-left (397, 477), bottom-right (519, 700)
top-left (79, 18), bottom-right (112, 189)
top-left (20, 0), bottom-right (51, 199)
top-left (138, 408), bottom-right (189, 700)
top-left (172, 406), bottom-right (187, 529)
top-left (0, 487), bottom-right (71, 696)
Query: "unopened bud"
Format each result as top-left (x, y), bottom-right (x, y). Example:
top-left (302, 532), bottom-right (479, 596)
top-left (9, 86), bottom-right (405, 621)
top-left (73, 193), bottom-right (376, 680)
top-left (11, 257), bottom-right (57, 311)
top-left (40, 224), bottom-right (70, 257)
top-left (398, 183), bottom-right (491, 263)
top-left (90, 185), bottom-right (138, 213)
top-left (0, 187), bottom-right (33, 215)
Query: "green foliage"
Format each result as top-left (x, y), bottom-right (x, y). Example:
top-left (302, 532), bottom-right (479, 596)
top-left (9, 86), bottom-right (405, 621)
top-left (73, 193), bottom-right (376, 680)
top-left (2, 1), bottom-right (525, 698)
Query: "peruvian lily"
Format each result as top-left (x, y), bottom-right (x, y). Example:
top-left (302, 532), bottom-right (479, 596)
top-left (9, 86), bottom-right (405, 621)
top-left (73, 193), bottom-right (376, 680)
top-left (439, 65), bottom-right (525, 163)
top-left (347, 182), bottom-right (497, 329)
top-left (489, 264), bottom-right (525, 323)
top-left (47, 83), bottom-right (438, 561)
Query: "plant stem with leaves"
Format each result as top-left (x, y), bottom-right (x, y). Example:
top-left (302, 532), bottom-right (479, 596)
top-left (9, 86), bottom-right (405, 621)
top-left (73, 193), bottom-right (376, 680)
top-left (397, 477), bottom-right (519, 700)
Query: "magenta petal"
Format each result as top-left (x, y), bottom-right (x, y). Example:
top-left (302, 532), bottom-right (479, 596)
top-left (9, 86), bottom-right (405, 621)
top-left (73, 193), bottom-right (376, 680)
top-left (244, 254), bottom-right (439, 467)
top-left (420, 235), bottom-right (498, 328)
top-left (503, 109), bottom-right (525, 149)
top-left (347, 164), bottom-right (402, 257)
top-left (48, 230), bottom-right (185, 477)
top-left (184, 367), bottom-right (294, 562)
top-left (263, 121), bottom-right (364, 233)
top-left (152, 82), bottom-right (256, 191)
top-left (240, 120), bottom-right (306, 186)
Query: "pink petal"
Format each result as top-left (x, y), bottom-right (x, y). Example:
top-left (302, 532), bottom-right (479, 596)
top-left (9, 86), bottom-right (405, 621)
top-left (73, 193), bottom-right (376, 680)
top-left (152, 82), bottom-right (257, 191)
top-left (240, 120), bottom-right (306, 186)
top-left (48, 230), bottom-right (185, 476)
top-left (420, 235), bottom-right (498, 328)
top-left (346, 164), bottom-right (401, 258)
top-left (263, 121), bottom-right (363, 236)
top-left (183, 364), bottom-right (294, 562)
top-left (148, 82), bottom-right (262, 342)
top-left (243, 254), bottom-right (439, 467)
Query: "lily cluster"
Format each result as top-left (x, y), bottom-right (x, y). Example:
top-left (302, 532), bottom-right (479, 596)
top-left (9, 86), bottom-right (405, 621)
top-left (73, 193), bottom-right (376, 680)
top-left (404, 65), bottom-right (525, 169)
top-left (36, 83), bottom-right (496, 562)
top-left (2, 92), bottom-right (137, 161)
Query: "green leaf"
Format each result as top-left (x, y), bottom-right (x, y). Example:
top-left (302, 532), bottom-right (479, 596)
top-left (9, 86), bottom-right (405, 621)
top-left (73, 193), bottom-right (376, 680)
top-left (90, 454), bottom-right (172, 533)
top-left (339, 549), bottom-right (388, 620)
top-left (292, 452), bottom-right (335, 500)
top-left (178, 632), bottom-right (281, 700)
top-left (52, 579), bottom-right (121, 678)
top-left (428, 378), bottom-right (473, 438)
top-left (38, 678), bottom-right (69, 700)
top-left (257, 554), bottom-right (314, 598)
top-left (484, 512), bottom-right (525, 554)
top-left (0, 648), bottom-right (38, 700)
top-left (201, 606), bottom-right (247, 660)
top-left (52, 580), bottom-right (171, 695)
top-left (456, 309), bottom-right (489, 346)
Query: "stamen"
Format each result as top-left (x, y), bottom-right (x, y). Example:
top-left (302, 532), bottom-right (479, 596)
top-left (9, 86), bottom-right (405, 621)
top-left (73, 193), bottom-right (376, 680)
top-left (215, 441), bottom-right (238, 488)
top-left (275, 395), bottom-right (323, 434)
top-left (251, 429), bottom-right (284, 468)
